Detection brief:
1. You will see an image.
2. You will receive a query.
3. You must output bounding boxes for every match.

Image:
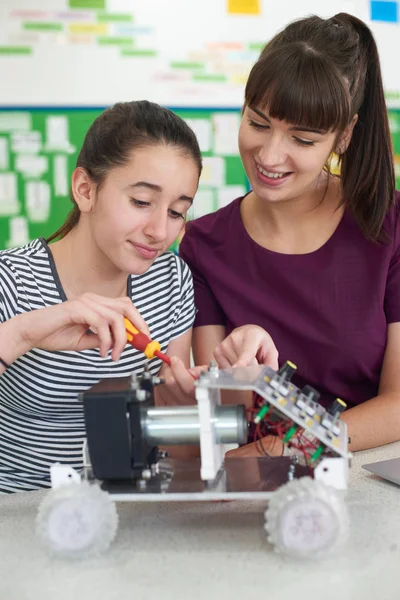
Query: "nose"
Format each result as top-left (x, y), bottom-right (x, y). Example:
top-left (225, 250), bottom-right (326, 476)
top-left (143, 209), bottom-right (168, 243)
top-left (258, 133), bottom-right (286, 167)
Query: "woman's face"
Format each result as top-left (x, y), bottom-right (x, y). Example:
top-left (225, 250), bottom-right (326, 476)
top-left (239, 106), bottom-right (338, 205)
top-left (87, 144), bottom-right (199, 275)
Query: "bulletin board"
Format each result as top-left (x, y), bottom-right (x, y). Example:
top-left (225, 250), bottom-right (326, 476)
top-left (0, 107), bottom-right (247, 250)
top-left (1, 0), bottom-right (400, 249)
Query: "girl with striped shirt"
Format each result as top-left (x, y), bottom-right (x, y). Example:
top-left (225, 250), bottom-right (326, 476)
top-left (0, 100), bottom-right (203, 492)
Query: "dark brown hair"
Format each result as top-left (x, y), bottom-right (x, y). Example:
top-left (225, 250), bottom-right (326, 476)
top-left (47, 100), bottom-right (202, 242)
top-left (244, 13), bottom-right (395, 241)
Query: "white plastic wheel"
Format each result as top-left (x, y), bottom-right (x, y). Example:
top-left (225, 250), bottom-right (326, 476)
top-left (264, 477), bottom-right (348, 559)
top-left (36, 481), bottom-right (118, 559)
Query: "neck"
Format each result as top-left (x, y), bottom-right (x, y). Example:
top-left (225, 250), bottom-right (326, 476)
top-left (48, 225), bottom-right (128, 300)
top-left (242, 174), bottom-right (344, 254)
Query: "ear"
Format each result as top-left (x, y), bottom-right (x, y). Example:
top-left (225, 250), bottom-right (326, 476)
top-left (336, 114), bottom-right (358, 155)
top-left (71, 167), bottom-right (96, 214)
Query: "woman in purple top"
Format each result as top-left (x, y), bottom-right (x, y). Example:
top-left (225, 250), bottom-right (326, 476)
top-left (179, 13), bottom-right (400, 455)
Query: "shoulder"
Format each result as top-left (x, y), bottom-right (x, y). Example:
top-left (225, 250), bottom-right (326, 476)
top-left (0, 238), bottom-right (48, 266)
top-left (0, 238), bottom-right (48, 280)
top-left (184, 197), bottom-right (242, 240)
top-left (382, 191), bottom-right (400, 250)
top-left (131, 251), bottom-right (192, 291)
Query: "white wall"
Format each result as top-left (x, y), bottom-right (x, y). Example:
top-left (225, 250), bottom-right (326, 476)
top-left (0, 0), bottom-right (399, 107)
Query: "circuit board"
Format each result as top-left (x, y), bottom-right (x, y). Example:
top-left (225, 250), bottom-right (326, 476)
top-left (196, 364), bottom-right (350, 460)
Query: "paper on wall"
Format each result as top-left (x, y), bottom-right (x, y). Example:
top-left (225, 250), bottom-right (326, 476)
top-left (0, 138), bottom-right (9, 170)
top-left (212, 113), bottom-right (241, 155)
top-left (45, 116), bottom-right (75, 153)
top-left (0, 173), bottom-right (20, 216)
top-left (6, 216), bottom-right (29, 248)
top-left (11, 131), bottom-right (42, 154)
top-left (0, 113), bottom-right (32, 133)
top-left (15, 154), bottom-right (48, 178)
top-left (227, 0), bottom-right (260, 14)
top-left (217, 185), bottom-right (247, 209)
top-left (25, 181), bottom-right (51, 223)
top-left (199, 156), bottom-right (225, 187)
top-left (188, 189), bottom-right (215, 220)
top-left (185, 118), bottom-right (212, 152)
top-left (54, 155), bottom-right (69, 196)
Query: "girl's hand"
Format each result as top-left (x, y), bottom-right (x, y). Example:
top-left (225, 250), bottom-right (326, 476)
top-left (157, 356), bottom-right (207, 405)
top-left (12, 293), bottom-right (149, 362)
top-left (213, 325), bottom-right (279, 370)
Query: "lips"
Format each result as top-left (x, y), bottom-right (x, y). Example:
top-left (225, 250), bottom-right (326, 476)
top-left (255, 161), bottom-right (292, 187)
top-left (129, 242), bottom-right (160, 259)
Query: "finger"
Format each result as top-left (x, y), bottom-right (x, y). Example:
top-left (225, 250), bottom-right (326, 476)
top-left (260, 349), bottom-right (279, 370)
top-left (213, 343), bottom-right (238, 369)
top-left (74, 333), bottom-right (102, 352)
top-left (169, 356), bottom-right (196, 396)
top-left (95, 320), bottom-right (113, 357)
top-left (85, 294), bottom-right (150, 336)
top-left (188, 365), bottom-right (208, 379)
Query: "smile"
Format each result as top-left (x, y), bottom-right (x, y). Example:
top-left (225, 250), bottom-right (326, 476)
top-left (256, 165), bottom-right (287, 179)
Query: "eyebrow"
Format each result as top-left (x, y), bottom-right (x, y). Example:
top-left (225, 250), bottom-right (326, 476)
top-left (249, 106), bottom-right (326, 135)
top-left (128, 181), bottom-right (193, 203)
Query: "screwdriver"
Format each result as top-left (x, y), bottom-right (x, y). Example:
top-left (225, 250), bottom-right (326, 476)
top-left (124, 318), bottom-right (198, 380)
top-left (124, 318), bottom-right (172, 366)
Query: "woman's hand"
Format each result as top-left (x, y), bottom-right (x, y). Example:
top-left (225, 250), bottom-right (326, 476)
top-left (156, 356), bottom-right (207, 405)
top-left (225, 435), bottom-right (283, 458)
top-left (213, 325), bottom-right (279, 370)
top-left (8, 293), bottom-right (149, 362)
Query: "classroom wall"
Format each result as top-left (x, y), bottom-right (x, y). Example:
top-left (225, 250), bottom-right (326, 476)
top-left (0, 0), bottom-right (400, 249)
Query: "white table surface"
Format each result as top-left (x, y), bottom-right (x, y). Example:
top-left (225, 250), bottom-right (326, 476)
top-left (0, 442), bottom-right (399, 600)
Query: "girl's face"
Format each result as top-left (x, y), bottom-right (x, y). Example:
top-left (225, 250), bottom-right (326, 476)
top-left (239, 106), bottom-right (338, 205)
top-left (87, 144), bottom-right (199, 275)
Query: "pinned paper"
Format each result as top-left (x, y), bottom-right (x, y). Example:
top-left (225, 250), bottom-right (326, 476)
top-left (15, 154), bottom-right (48, 178)
top-left (227, 0), bottom-right (260, 15)
top-left (45, 116), bottom-right (75, 153)
top-left (185, 118), bottom-right (212, 152)
top-left (212, 113), bottom-right (241, 155)
top-left (0, 173), bottom-right (20, 216)
top-left (0, 112), bottom-right (31, 132)
top-left (54, 155), bottom-right (69, 196)
top-left (26, 181), bottom-right (51, 222)
top-left (7, 216), bottom-right (29, 248)
top-left (370, 1), bottom-right (398, 22)
top-left (217, 185), bottom-right (247, 209)
top-left (188, 189), bottom-right (215, 220)
top-left (199, 157), bottom-right (226, 187)
top-left (0, 138), bottom-right (9, 170)
top-left (11, 131), bottom-right (42, 154)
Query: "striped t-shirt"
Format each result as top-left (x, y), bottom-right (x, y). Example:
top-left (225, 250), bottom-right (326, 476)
top-left (0, 238), bottom-right (195, 493)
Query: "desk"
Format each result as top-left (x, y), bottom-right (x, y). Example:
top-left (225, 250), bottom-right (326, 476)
top-left (0, 443), bottom-right (399, 600)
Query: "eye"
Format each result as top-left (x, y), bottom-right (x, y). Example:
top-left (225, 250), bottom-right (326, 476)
top-left (168, 209), bottom-right (185, 220)
top-left (248, 119), bottom-right (269, 130)
top-left (294, 137), bottom-right (315, 147)
top-left (130, 198), bottom-right (150, 207)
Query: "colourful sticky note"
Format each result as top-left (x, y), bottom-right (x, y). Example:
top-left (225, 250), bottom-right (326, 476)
top-left (228, 0), bottom-right (260, 15)
top-left (370, 1), bottom-right (398, 23)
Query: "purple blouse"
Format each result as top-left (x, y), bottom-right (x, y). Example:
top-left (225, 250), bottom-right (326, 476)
top-left (179, 194), bottom-right (400, 408)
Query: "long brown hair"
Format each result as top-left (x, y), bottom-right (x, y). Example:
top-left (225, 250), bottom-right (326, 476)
top-left (244, 13), bottom-right (395, 242)
top-left (47, 101), bottom-right (202, 243)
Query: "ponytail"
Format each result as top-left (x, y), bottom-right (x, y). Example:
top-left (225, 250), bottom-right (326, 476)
top-left (334, 13), bottom-right (395, 241)
top-left (46, 202), bottom-right (80, 243)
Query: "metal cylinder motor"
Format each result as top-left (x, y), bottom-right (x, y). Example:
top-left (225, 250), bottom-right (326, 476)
top-left (142, 405), bottom-right (248, 446)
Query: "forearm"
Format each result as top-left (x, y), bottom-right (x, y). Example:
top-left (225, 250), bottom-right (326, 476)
top-left (342, 392), bottom-right (400, 451)
top-left (0, 316), bottom-right (31, 373)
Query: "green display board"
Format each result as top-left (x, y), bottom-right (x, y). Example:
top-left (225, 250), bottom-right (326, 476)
top-left (1, 107), bottom-right (400, 251)
top-left (0, 107), bottom-right (247, 251)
